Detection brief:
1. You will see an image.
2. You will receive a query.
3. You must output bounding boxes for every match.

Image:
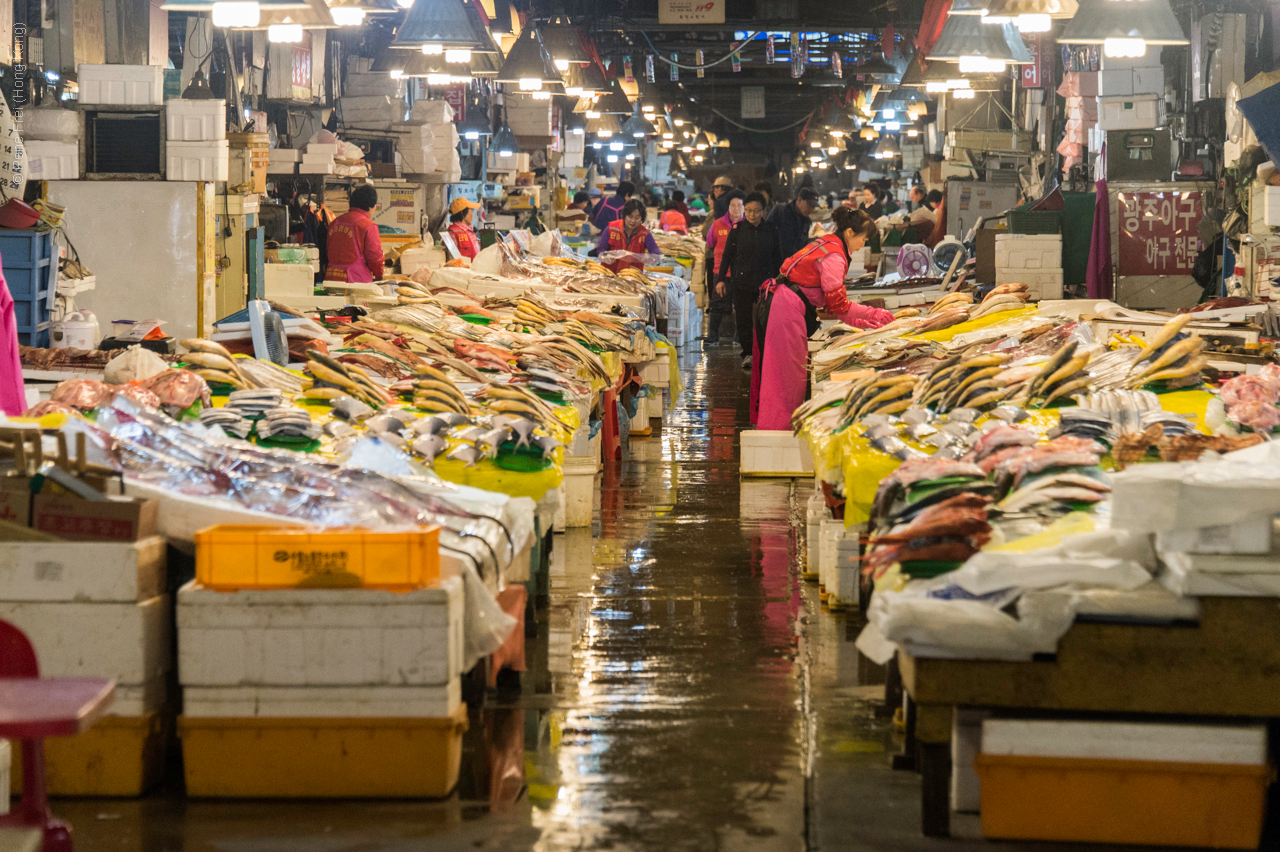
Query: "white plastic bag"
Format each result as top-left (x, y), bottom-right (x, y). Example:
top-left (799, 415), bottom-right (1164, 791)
top-left (103, 345), bottom-right (169, 385)
top-left (461, 562), bottom-right (518, 671)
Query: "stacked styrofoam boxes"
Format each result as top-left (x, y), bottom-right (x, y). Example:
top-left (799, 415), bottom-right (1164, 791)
top-left (506, 100), bottom-right (553, 137)
top-left (829, 525), bottom-right (863, 610)
top-left (397, 124), bottom-right (440, 175)
top-left (23, 140), bottom-right (79, 180)
top-left (339, 95), bottom-right (396, 131)
top-left (431, 123), bottom-right (462, 183)
top-left (1264, 187), bottom-right (1280, 228)
top-left (268, 147), bottom-right (301, 175)
top-left (343, 71), bottom-right (404, 99)
top-left (1097, 50), bottom-right (1164, 132)
top-left (817, 517), bottom-right (844, 595)
top-left (994, 233), bottom-right (1063, 300)
top-left (0, 536), bottom-right (171, 749)
top-left (177, 577), bottom-right (464, 720)
top-left (165, 98), bottom-right (228, 182)
top-left (78, 64), bottom-right (165, 105)
top-left (805, 490), bottom-right (826, 579)
top-left (562, 128), bottom-right (585, 170)
top-left (402, 100), bottom-right (460, 181)
top-left (740, 430), bottom-right (815, 477)
top-left (300, 142), bottom-right (337, 175)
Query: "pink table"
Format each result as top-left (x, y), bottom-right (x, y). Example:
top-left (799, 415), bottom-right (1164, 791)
top-left (0, 678), bottom-right (114, 852)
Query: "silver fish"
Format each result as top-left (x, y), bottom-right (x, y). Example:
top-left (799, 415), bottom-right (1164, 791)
top-left (439, 411), bottom-right (472, 427)
top-left (534, 434), bottom-right (564, 458)
top-left (365, 414), bottom-right (404, 435)
top-left (411, 434), bottom-right (447, 460)
top-left (454, 425), bottom-right (485, 443)
top-left (331, 395), bottom-right (374, 422)
top-left (447, 444), bottom-right (481, 467)
top-left (409, 415), bottom-right (448, 436)
top-left (509, 418), bottom-right (538, 448)
top-left (476, 427), bottom-right (512, 458)
top-left (324, 421), bottom-right (357, 439)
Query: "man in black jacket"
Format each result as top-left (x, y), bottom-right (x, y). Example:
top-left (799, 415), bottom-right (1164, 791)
top-left (717, 192), bottom-right (783, 367)
top-left (767, 186), bottom-right (818, 262)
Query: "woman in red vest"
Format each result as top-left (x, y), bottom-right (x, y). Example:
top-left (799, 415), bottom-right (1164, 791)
top-left (751, 206), bottom-right (895, 429)
top-left (324, 184), bottom-right (384, 282)
top-left (594, 199), bottom-right (659, 273)
top-left (446, 197), bottom-right (482, 260)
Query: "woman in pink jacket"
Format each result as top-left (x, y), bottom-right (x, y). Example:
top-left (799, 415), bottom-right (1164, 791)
top-left (0, 257), bottom-right (26, 416)
top-left (750, 206), bottom-right (894, 429)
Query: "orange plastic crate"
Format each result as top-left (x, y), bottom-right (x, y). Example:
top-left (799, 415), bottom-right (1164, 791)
top-left (975, 753), bottom-right (1272, 849)
top-left (194, 524), bottom-right (440, 591)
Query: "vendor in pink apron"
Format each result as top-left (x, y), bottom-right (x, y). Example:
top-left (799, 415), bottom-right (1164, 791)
top-left (750, 206), bottom-right (895, 430)
top-left (324, 184), bottom-right (385, 283)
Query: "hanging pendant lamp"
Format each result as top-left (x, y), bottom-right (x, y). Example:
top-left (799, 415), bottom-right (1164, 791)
top-left (1058, 0), bottom-right (1188, 56)
top-left (981, 0), bottom-right (1077, 31)
top-left (587, 113), bottom-right (623, 137)
top-left (929, 16), bottom-right (1033, 68)
top-left (394, 0), bottom-right (492, 51)
top-left (459, 106), bottom-right (492, 140)
top-left (491, 118), bottom-right (518, 157)
top-left (593, 79), bottom-right (634, 115)
top-left (622, 110), bottom-right (651, 139)
top-left (873, 135), bottom-right (899, 159)
top-left (540, 18), bottom-right (590, 71)
top-left (496, 26), bottom-right (565, 92)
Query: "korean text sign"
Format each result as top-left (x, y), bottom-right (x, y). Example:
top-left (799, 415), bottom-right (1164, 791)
top-left (1117, 190), bottom-right (1202, 276)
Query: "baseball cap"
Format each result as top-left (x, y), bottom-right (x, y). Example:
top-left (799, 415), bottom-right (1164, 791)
top-left (589, 186), bottom-right (602, 197)
top-left (713, 175), bottom-right (734, 189)
top-left (797, 187), bottom-right (819, 204)
top-left (448, 197), bottom-right (481, 214)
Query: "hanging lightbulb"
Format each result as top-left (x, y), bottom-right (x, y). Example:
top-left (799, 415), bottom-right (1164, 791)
top-left (554, 58), bottom-right (570, 72)
top-left (907, 128), bottom-right (919, 137)
top-left (681, 145), bottom-right (693, 153)
top-left (794, 166), bottom-right (805, 174)
top-left (925, 81), bottom-right (950, 93)
top-left (389, 69), bottom-right (405, 79)
top-left (886, 121), bottom-right (901, 131)
top-left (882, 108), bottom-right (896, 119)
top-left (830, 128), bottom-right (845, 138)
top-left (592, 141), bottom-right (602, 149)
top-left (809, 140), bottom-right (822, 149)
top-left (212, 0), bottom-right (260, 27)
top-left (959, 56), bottom-right (1006, 73)
top-left (952, 88), bottom-right (977, 99)
top-left (1104, 37), bottom-right (1146, 57)
top-left (586, 110), bottom-right (601, 119)
top-left (395, 0), bottom-right (411, 6)
top-left (571, 126), bottom-right (585, 135)
top-left (607, 154), bottom-right (619, 162)
top-left (626, 153), bottom-right (636, 160)
top-left (426, 73), bottom-right (451, 85)
top-left (519, 78), bottom-right (543, 91)
top-left (421, 43), bottom-right (443, 55)
top-left (662, 132), bottom-right (674, 140)
top-left (827, 145), bottom-right (839, 155)
top-left (445, 48), bottom-right (471, 63)
top-left (329, 6), bottom-right (364, 26)
top-left (947, 79), bottom-right (973, 89)
top-left (530, 91), bottom-right (552, 100)
top-left (694, 154), bottom-right (704, 162)
top-left (1014, 13), bottom-right (1051, 31)
top-left (609, 141), bottom-right (623, 151)
top-left (268, 23), bottom-right (303, 42)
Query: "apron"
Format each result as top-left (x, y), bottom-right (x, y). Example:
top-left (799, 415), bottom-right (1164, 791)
top-left (749, 276), bottom-right (819, 429)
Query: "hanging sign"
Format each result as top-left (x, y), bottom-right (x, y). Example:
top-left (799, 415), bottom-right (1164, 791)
top-left (290, 43), bottom-right (312, 100)
top-left (657, 0), bottom-right (724, 24)
top-left (1117, 190), bottom-right (1204, 276)
top-left (441, 85), bottom-right (467, 122)
top-left (731, 42), bottom-right (741, 72)
top-left (696, 49), bottom-right (704, 78)
top-left (766, 35), bottom-right (775, 64)
top-left (791, 33), bottom-right (802, 78)
top-left (645, 54), bottom-right (655, 82)
top-left (624, 56), bottom-right (634, 83)
top-left (1021, 33), bottom-right (1047, 88)
top-left (0, 93), bottom-right (26, 199)
top-left (670, 53), bottom-right (679, 81)
top-left (832, 50), bottom-right (842, 79)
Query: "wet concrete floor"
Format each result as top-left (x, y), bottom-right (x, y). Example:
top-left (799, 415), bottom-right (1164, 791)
top-left (61, 343), bottom-right (1151, 851)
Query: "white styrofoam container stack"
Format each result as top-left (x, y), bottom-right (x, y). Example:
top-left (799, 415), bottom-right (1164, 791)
top-left (339, 95), bottom-right (396, 130)
top-left (994, 233), bottom-right (1061, 270)
top-left (165, 99), bottom-right (226, 141)
top-left (78, 64), bottom-right (165, 105)
top-left (23, 140), bottom-right (79, 180)
top-left (0, 538), bottom-right (171, 719)
top-left (21, 105), bottom-right (81, 141)
top-left (177, 578), bottom-right (464, 718)
top-left (1264, 186), bottom-right (1280, 228)
top-left (740, 430), bottom-right (815, 477)
top-left (639, 358), bottom-right (670, 388)
top-left (562, 458), bottom-right (596, 528)
top-left (263, 262), bottom-right (315, 300)
top-left (409, 99), bottom-right (454, 124)
top-left (167, 140), bottom-right (229, 181)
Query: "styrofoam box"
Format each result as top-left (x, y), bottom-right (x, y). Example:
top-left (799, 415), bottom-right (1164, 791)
top-left (78, 63), bottom-right (165, 105)
top-left (1156, 513), bottom-right (1274, 555)
top-left (982, 719), bottom-right (1268, 765)
top-left (1098, 68), bottom-right (1134, 98)
top-left (21, 105), bottom-right (81, 141)
top-left (166, 139), bottom-right (229, 182)
top-left (182, 681), bottom-right (461, 718)
top-left (740, 430), bottom-right (815, 476)
top-left (305, 143), bottom-right (340, 156)
top-left (563, 457), bottom-right (596, 528)
top-left (1264, 186), bottom-right (1280, 228)
top-left (23, 140), bottom-right (79, 181)
top-left (996, 268), bottom-right (1063, 300)
top-left (177, 577), bottom-right (463, 687)
top-left (0, 536), bottom-right (165, 602)
top-left (301, 151), bottom-right (335, 164)
top-left (269, 148), bottom-right (301, 163)
top-left (0, 595), bottom-right (171, 683)
top-left (165, 98), bottom-right (226, 141)
top-left (994, 234), bottom-right (1061, 270)
top-left (410, 100), bottom-right (454, 123)
top-left (1132, 66), bottom-right (1164, 96)
top-left (1101, 49), bottom-right (1162, 70)
top-left (299, 163), bottom-right (335, 175)
top-left (267, 163), bottom-right (298, 175)
top-left (640, 358), bottom-right (670, 387)
top-left (263, 262), bottom-right (315, 300)
top-left (1097, 95), bottom-right (1161, 131)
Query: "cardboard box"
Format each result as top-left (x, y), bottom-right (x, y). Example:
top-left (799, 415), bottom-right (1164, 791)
top-left (31, 494), bottom-right (158, 542)
top-left (0, 477), bottom-right (31, 527)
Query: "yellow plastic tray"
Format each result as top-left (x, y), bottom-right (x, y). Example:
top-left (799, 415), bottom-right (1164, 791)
top-left (195, 524), bottom-right (440, 591)
top-left (12, 712), bottom-right (168, 796)
top-left (179, 706), bottom-right (468, 798)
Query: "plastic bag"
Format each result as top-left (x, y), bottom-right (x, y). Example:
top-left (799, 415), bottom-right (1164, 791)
top-left (461, 560), bottom-right (518, 671)
top-left (104, 345), bottom-right (169, 384)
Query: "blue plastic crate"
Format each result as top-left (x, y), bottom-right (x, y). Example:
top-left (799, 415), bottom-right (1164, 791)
top-left (0, 230), bottom-right (56, 301)
top-left (18, 324), bottom-right (50, 348)
top-left (12, 292), bottom-right (52, 331)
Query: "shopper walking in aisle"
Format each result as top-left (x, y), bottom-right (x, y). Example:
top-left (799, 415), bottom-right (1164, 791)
top-left (445, 197), bottom-right (483, 261)
top-left (768, 186), bottom-right (819, 260)
top-left (595, 199), bottom-right (658, 273)
top-left (324, 184), bottom-right (384, 282)
top-left (754, 181), bottom-right (776, 218)
top-left (715, 191), bottom-right (782, 369)
top-left (705, 190), bottom-right (745, 345)
top-left (751, 206), bottom-right (895, 428)
top-left (592, 181), bottom-right (634, 230)
top-left (660, 200), bottom-right (689, 234)
top-left (671, 189), bottom-right (692, 227)
top-left (700, 175), bottom-right (734, 237)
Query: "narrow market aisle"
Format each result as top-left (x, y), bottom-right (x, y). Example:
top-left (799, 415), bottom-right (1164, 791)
top-left (58, 346), bottom-right (1112, 852)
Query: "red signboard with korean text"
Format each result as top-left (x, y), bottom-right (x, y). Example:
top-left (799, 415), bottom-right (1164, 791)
top-left (1117, 190), bottom-right (1203, 276)
top-left (442, 85), bottom-right (466, 122)
top-left (291, 43), bottom-right (311, 96)
top-left (1021, 34), bottom-right (1044, 88)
